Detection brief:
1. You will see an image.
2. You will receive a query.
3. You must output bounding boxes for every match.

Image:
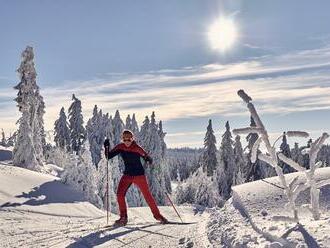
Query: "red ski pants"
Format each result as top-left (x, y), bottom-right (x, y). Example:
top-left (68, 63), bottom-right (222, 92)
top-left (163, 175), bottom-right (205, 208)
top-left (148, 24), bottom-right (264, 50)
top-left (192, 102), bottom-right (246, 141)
top-left (117, 175), bottom-right (162, 219)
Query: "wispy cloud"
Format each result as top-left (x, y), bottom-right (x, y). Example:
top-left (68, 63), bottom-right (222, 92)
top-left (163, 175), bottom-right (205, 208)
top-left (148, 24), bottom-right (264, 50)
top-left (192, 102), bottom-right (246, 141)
top-left (1, 45), bottom-right (330, 148)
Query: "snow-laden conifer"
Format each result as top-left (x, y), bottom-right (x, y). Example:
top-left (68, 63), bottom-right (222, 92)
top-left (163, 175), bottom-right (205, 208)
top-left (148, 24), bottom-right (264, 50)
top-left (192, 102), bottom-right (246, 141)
top-left (54, 107), bottom-right (70, 151)
top-left (13, 46), bottom-right (45, 171)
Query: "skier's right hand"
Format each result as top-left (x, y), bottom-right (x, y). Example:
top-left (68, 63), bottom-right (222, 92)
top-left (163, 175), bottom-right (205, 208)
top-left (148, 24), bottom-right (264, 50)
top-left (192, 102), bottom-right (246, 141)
top-left (104, 139), bottom-right (110, 148)
top-left (104, 139), bottom-right (110, 158)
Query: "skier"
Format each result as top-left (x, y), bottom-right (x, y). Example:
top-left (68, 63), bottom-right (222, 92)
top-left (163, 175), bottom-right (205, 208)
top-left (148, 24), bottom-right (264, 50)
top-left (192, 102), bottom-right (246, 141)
top-left (104, 129), bottom-right (169, 226)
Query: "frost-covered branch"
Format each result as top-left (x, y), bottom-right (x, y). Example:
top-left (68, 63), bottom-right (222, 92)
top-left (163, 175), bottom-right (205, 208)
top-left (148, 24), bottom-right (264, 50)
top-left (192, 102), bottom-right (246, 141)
top-left (235, 89), bottom-right (330, 221)
top-left (316, 178), bottom-right (330, 189)
top-left (251, 137), bottom-right (262, 163)
top-left (286, 131), bottom-right (309, 138)
top-left (235, 89), bottom-right (299, 220)
top-left (277, 153), bottom-right (305, 172)
top-left (305, 132), bottom-right (329, 220)
top-left (232, 127), bottom-right (263, 135)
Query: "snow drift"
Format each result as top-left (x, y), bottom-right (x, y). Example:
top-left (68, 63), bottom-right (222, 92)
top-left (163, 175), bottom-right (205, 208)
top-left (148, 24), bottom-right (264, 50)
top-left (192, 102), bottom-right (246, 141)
top-left (207, 167), bottom-right (330, 247)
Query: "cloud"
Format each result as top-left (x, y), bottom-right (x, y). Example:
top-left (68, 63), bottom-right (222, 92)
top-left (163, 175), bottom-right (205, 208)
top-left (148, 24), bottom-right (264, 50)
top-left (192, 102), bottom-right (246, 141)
top-left (1, 45), bottom-right (330, 148)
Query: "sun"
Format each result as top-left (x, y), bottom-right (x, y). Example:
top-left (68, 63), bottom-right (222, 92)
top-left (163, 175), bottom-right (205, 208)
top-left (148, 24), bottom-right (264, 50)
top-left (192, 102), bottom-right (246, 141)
top-left (208, 17), bottom-right (238, 52)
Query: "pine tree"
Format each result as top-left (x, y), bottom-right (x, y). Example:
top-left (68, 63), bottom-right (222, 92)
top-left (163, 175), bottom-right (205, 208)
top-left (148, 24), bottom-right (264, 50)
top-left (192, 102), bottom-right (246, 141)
top-left (68, 94), bottom-right (86, 153)
top-left (13, 46), bottom-right (45, 171)
top-left (280, 132), bottom-right (293, 173)
top-left (302, 139), bottom-right (313, 169)
top-left (1, 129), bottom-right (6, 147)
top-left (131, 113), bottom-right (139, 138)
top-left (291, 142), bottom-right (305, 167)
top-left (125, 114), bottom-right (132, 130)
top-left (34, 88), bottom-right (46, 156)
top-left (158, 120), bottom-right (172, 193)
top-left (7, 132), bottom-right (16, 147)
top-left (201, 119), bottom-right (218, 176)
top-left (246, 116), bottom-right (262, 181)
top-left (86, 105), bottom-right (103, 166)
top-left (54, 107), bottom-right (70, 151)
top-left (175, 167), bottom-right (220, 207)
top-left (233, 135), bottom-right (246, 185)
top-left (112, 110), bottom-right (124, 145)
top-left (193, 167), bottom-right (220, 207)
top-left (139, 112), bottom-right (166, 205)
top-left (317, 145), bottom-right (330, 167)
top-left (217, 121), bottom-right (235, 199)
top-left (61, 141), bottom-right (102, 207)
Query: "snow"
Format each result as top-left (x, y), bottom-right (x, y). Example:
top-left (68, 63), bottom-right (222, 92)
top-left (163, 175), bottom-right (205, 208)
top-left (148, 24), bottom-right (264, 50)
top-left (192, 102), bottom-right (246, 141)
top-left (207, 167), bottom-right (330, 247)
top-left (0, 164), bottom-right (211, 247)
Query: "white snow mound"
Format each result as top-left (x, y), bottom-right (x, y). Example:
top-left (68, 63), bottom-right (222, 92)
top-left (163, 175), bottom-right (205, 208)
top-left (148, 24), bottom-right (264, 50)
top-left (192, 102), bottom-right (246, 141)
top-left (207, 167), bottom-right (330, 248)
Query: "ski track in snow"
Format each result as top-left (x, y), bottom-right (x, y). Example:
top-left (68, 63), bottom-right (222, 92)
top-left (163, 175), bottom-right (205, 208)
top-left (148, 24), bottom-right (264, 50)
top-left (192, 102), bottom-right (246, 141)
top-left (1, 206), bottom-right (211, 248)
top-left (0, 165), bottom-right (212, 248)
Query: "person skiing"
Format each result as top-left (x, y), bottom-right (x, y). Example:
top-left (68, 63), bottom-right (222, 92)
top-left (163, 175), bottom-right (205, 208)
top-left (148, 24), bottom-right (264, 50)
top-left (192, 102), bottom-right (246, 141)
top-left (103, 129), bottom-right (168, 226)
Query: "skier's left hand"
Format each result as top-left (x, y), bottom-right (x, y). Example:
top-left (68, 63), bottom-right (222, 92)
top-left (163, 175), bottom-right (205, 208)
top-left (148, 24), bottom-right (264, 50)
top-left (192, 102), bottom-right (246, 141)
top-left (144, 155), bottom-right (153, 164)
top-left (145, 161), bottom-right (153, 167)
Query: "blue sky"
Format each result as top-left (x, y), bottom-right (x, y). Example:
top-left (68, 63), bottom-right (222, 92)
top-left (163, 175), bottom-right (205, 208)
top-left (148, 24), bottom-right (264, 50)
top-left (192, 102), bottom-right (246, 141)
top-left (1, 0), bottom-right (330, 148)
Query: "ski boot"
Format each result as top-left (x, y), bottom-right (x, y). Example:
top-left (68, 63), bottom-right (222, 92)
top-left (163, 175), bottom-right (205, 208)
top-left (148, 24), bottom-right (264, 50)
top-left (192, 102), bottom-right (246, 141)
top-left (155, 215), bottom-right (169, 224)
top-left (114, 216), bottom-right (128, 226)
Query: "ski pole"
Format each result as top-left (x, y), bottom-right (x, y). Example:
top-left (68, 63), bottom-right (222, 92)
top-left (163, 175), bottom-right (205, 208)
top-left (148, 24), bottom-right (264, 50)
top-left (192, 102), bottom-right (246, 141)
top-left (163, 185), bottom-right (183, 223)
top-left (151, 163), bottom-right (183, 223)
top-left (105, 145), bottom-right (110, 226)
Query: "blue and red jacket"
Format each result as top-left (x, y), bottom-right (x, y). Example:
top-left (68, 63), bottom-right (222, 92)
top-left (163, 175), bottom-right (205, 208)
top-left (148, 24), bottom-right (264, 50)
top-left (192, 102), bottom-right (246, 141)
top-left (106, 140), bottom-right (153, 176)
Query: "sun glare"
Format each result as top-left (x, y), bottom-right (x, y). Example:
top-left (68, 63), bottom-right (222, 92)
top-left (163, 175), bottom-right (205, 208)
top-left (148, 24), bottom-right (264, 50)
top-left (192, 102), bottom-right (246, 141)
top-left (208, 17), bottom-right (238, 52)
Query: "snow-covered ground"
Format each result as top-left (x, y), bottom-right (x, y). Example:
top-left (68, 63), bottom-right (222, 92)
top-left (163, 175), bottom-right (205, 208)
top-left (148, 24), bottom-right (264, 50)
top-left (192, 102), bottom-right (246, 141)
top-left (0, 164), bottom-right (211, 248)
top-left (207, 167), bottom-right (330, 248)
top-left (2, 161), bottom-right (329, 247)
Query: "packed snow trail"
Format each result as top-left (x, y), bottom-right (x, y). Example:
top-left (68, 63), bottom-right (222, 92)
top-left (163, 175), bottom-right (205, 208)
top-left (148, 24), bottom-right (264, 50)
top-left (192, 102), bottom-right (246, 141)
top-left (0, 164), bottom-right (211, 248)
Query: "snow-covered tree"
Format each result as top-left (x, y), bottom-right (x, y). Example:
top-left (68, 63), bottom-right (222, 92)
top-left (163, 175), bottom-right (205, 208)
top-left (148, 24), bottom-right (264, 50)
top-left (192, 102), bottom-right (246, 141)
top-left (167, 147), bottom-right (201, 181)
top-left (317, 144), bottom-right (330, 167)
top-left (158, 120), bottom-right (172, 193)
top-left (217, 121), bottom-right (235, 199)
top-left (7, 132), bottom-right (16, 147)
top-left (86, 105), bottom-right (103, 166)
top-left (68, 94), bottom-right (86, 153)
top-left (279, 132), bottom-right (293, 174)
top-left (45, 145), bottom-right (70, 168)
top-left (291, 142), bottom-right (305, 166)
top-left (131, 113), bottom-right (139, 138)
top-left (139, 112), bottom-right (167, 205)
top-left (175, 167), bottom-right (220, 207)
top-left (54, 107), bottom-right (70, 151)
top-left (0, 129), bottom-right (6, 146)
top-left (233, 135), bottom-right (246, 185)
top-left (13, 46), bottom-right (45, 171)
top-left (245, 116), bottom-right (263, 181)
top-left (201, 119), bottom-right (218, 176)
top-left (61, 141), bottom-right (102, 207)
top-left (112, 110), bottom-right (124, 145)
top-left (34, 88), bottom-right (46, 156)
top-left (125, 114), bottom-right (132, 130)
top-left (174, 179), bottom-right (196, 205)
top-left (194, 167), bottom-right (220, 207)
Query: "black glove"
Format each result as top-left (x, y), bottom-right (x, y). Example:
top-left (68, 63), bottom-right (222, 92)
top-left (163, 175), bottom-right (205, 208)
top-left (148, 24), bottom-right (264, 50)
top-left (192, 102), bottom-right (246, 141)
top-left (145, 155), bottom-right (153, 165)
top-left (104, 139), bottom-right (110, 158)
top-left (104, 139), bottom-right (110, 148)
